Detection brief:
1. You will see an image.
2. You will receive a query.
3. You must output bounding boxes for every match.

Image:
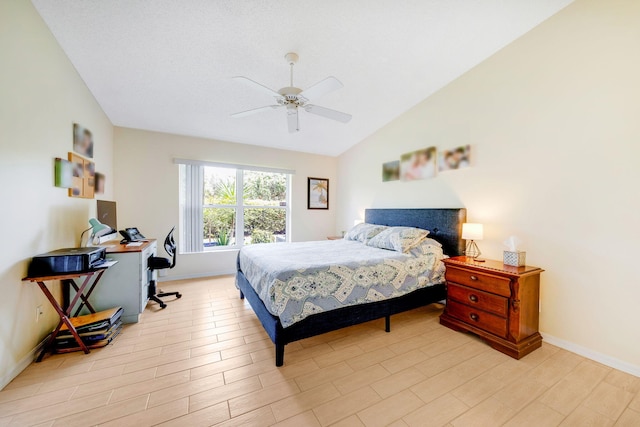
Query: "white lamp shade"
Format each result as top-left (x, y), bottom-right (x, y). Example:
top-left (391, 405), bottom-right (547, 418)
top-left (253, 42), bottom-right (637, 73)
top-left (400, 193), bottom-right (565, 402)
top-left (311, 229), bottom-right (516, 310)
top-left (462, 223), bottom-right (483, 240)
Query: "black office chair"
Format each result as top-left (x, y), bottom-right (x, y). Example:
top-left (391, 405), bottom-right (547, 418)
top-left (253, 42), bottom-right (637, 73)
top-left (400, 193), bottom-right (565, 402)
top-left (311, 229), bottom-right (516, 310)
top-left (148, 226), bottom-right (181, 309)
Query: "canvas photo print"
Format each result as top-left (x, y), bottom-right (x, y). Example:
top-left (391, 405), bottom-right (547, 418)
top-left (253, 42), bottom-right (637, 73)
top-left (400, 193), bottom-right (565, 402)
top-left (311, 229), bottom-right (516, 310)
top-left (73, 123), bottom-right (94, 158)
top-left (54, 157), bottom-right (72, 188)
top-left (95, 173), bottom-right (105, 194)
top-left (382, 160), bottom-right (400, 182)
top-left (439, 145), bottom-right (471, 171)
top-left (400, 147), bottom-right (436, 181)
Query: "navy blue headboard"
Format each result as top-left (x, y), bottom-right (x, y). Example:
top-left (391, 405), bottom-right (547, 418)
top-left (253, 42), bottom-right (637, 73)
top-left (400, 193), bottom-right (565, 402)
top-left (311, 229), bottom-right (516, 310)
top-left (365, 208), bottom-right (467, 257)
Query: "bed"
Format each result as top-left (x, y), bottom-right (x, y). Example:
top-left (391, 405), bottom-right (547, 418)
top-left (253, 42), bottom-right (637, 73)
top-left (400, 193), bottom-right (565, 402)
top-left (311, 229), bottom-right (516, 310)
top-left (236, 208), bottom-right (467, 366)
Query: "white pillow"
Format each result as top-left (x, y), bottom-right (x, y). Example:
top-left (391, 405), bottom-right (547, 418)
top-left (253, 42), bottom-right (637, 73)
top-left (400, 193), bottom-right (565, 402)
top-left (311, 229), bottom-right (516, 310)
top-left (406, 238), bottom-right (443, 258)
top-left (366, 226), bottom-right (430, 253)
top-left (344, 223), bottom-right (387, 243)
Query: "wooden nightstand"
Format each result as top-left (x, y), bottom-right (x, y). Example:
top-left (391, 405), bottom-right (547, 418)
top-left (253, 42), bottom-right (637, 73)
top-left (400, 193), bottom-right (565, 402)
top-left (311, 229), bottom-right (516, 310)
top-left (440, 256), bottom-right (544, 359)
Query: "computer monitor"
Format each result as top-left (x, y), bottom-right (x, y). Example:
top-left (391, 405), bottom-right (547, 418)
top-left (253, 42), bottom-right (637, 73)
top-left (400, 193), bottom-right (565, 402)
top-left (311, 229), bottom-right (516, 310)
top-left (97, 200), bottom-right (117, 231)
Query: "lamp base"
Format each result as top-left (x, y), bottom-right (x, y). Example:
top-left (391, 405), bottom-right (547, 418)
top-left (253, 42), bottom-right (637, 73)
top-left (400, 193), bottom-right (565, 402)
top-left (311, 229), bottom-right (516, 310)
top-left (465, 240), bottom-right (482, 259)
top-left (95, 232), bottom-right (118, 245)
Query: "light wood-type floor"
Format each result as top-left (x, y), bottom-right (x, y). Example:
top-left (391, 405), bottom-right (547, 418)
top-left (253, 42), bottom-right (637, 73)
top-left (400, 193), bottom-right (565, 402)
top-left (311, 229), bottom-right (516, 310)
top-left (2, 275), bottom-right (639, 426)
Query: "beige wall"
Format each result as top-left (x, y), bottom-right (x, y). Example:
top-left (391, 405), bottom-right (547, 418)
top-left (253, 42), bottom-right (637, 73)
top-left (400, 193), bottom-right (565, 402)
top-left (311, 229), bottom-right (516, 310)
top-left (113, 127), bottom-right (337, 279)
top-left (337, 0), bottom-right (640, 374)
top-left (0, 1), bottom-right (114, 387)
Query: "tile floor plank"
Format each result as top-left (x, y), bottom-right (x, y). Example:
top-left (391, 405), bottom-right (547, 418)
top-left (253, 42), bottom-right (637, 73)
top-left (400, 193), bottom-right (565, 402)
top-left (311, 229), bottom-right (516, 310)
top-left (188, 376), bottom-right (262, 413)
top-left (98, 396), bottom-right (189, 427)
top-left (356, 389), bottom-right (424, 427)
top-left (403, 393), bottom-right (469, 427)
top-left (156, 401), bottom-right (229, 426)
top-left (313, 386), bottom-right (381, 426)
top-left (147, 372), bottom-right (225, 408)
top-left (109, 370), bottom-right (191, 403)
top-left (271, 410), bottom-right (321, 427)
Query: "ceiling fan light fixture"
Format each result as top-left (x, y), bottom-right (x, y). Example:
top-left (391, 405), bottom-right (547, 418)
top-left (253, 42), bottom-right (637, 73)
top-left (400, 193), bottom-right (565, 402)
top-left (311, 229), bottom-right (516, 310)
top-left (231, 52), bottom-right (351, 133)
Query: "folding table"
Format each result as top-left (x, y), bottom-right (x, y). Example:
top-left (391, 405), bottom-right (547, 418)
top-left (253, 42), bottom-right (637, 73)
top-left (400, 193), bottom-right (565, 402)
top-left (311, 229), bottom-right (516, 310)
top-left (22, 263), bottom-right (115, 362)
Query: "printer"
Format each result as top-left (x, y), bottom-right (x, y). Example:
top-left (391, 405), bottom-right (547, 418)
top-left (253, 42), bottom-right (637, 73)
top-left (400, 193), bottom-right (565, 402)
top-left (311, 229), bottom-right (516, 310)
top-left (28, 247), bottom-right (107, 277)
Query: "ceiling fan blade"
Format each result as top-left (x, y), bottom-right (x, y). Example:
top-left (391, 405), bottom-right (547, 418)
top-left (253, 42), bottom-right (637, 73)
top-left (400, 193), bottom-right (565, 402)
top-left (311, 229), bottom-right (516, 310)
top-left (232, 76), bottom-right (283, 99)
top-left (287, 107), bottom-right (299, 133)
top-left (304, 104), bottom-right (352, 123)
top-left (231, 105), bottom-right (282, 118)
top-left (299, 76), bottom-right (343, 102)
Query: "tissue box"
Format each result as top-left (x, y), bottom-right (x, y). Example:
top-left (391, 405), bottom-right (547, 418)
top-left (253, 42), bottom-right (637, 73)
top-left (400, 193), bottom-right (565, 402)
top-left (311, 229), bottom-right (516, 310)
top-left (503, 250), bottom-right (526, 267)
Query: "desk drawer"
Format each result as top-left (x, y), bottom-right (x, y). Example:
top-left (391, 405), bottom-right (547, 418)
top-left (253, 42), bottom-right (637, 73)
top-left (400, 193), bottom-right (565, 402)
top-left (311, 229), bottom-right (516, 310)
top-left (446, 266), bottom-right (511, 297)
top-left (446, 300), bottom-right (508, 338)
top-left (448, 283), bottom-right (508, 317)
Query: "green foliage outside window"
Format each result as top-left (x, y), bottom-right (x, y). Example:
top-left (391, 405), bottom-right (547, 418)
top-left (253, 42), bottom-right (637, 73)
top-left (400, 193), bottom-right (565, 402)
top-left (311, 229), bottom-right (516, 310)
top-left (203, 169), bottom-right (287, 246)
top-left (251, 229), bottom-right (274, 244)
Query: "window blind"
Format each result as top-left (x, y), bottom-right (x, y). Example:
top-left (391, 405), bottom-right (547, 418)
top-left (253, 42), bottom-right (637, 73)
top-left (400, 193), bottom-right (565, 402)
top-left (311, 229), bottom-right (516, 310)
top-left (180, 164), bottom-right (204, 253)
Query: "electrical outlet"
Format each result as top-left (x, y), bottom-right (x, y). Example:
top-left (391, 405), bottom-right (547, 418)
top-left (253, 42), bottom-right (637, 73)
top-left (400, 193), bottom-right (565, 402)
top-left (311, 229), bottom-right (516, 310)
top-left (36, 305), bottom-right (43, 322)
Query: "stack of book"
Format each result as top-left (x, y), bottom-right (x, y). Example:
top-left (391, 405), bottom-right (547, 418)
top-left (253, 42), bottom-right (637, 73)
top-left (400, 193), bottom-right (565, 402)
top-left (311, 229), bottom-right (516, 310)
top-left (55, 306), bottom-right (124, 353)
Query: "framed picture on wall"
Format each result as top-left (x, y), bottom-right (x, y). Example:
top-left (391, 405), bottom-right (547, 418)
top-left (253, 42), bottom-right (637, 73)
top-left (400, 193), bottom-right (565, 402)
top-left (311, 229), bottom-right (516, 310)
top-left (68, 152), bottom-right (95, 199)
top-left (308, 177), bottom-right (329, 210)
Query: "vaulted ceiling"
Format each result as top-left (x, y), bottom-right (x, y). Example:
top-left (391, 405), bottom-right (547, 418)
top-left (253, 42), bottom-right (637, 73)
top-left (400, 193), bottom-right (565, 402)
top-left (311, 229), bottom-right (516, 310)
top-left (32, 0), bottom-right (574, 156)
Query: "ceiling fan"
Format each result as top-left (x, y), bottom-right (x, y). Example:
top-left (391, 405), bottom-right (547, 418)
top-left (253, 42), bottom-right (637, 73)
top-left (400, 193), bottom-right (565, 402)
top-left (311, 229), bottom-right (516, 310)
top-left (231, 52), bottom-right (352, 133)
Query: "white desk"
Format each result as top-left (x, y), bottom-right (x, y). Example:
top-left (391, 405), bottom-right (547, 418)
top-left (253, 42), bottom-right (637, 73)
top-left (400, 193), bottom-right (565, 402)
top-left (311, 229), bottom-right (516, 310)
top-left (74, 240), bottom-right (157, 323)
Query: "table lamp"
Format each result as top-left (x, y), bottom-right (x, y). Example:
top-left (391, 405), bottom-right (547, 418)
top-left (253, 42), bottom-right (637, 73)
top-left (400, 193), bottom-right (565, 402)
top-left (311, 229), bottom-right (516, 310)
top-left (80, 218), bottom-right (111, 246)
top-left (462, 223), bottom-right (483, 260)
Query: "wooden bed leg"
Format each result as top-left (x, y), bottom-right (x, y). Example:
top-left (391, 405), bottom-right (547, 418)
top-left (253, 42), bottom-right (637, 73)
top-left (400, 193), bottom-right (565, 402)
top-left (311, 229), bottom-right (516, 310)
top-left (385, 315), bottom-right (391, 333)
top-left (275, 344), bottom-right (284, 367)
top-left (239, 290), bottom-right (244, 300)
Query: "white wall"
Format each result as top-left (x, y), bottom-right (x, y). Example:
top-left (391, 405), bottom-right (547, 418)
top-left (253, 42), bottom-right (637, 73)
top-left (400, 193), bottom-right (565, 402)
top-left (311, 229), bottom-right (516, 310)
top-left (0, 1), bottom-right (114, 388)
top-left (338, 0), bottom-right (640, 374)
top-left (114, 127), bottom-right (337, 279)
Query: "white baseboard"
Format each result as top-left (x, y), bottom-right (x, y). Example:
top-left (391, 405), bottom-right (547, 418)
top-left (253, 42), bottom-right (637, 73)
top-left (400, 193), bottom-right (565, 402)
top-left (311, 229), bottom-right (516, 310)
top-left (159, 269), bottom-right (236, 282)
top-left (1, 336), bottom-right (48, 390)
top-left (542, 333), bottom-right (640, 378)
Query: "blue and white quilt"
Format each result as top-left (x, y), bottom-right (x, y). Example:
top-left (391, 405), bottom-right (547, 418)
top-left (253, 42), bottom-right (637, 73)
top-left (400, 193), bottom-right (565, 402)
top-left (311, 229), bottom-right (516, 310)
top-left (238, 239), bottom-right (446, 328)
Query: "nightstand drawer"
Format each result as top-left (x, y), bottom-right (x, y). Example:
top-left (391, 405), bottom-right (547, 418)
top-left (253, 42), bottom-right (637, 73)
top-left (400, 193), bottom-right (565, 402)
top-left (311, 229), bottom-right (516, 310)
top-left (446, 266), bottom-right (511, 297)
top-left (448, 283), bottom-right (508, 317)
top-left (446, 300), bottom-right (508, 338)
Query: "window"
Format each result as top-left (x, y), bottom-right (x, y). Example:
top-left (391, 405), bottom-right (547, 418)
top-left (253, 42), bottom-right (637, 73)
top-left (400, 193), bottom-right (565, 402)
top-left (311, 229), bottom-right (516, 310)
top-left (178, 160), bottom-right (291, 253)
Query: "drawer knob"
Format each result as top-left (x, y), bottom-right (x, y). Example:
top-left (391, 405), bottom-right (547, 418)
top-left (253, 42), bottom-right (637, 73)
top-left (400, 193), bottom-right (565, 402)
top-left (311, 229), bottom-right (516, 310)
top-left (470, 275), bottom-right (478, 281)
top-left (469, 294), bottom-right (478, 303)
top-left (469, 313), bottom-right (479, 321)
